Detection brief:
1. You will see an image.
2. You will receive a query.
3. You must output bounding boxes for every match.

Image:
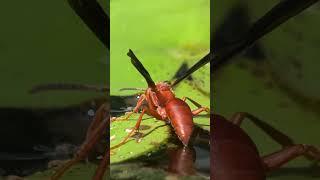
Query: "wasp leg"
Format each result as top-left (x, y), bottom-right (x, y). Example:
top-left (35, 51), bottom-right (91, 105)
top-left (181, 97), bottom-right (210, 115)
top-left (111, 94), bottom-right (146, 122)
top-left (86, 103), bottom-right (108, 140)
top-left (92, 148), bottom-right (109, 180)
top-left (229, 112), bottom-right (293, 147)
top-left (229, 112), bottom-right (320, 162)
top-left (51, 104), bottom-right (109, 180)
top-left (262, 144), bottom-right (320, 172)
top-left (110, 109), bottom-right (146, 150)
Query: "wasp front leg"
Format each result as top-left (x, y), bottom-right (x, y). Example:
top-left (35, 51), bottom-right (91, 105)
top-left (147, 90), bottom-right (167, 120)
top-left (93, 147), bottom-right (109, 180)
top-left (52, 103), bottom-right (109, 180)
top-left (111, 94), bottom-right (146, 122)
top-left (110, 109), bottom-right (147, 150)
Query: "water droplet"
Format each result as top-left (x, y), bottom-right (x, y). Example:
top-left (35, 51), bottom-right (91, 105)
top-left (96, 155), bottom-right (103, 160)
top-left (87, 109), bottom-right (95, 116)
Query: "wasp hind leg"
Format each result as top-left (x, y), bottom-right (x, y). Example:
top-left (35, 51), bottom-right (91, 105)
top-left (51, 103), bottom-right (109, 180)
top-left (181, 97), bottom-right (210, 116)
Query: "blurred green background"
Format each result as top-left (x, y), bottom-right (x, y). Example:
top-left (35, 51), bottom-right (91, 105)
top-left (0, 0), bottom-right (107, 108)
top-left (110, 0), bottom-right (210, 96)
top-left (213, 0), bottom-right (320, 179)
top-left (0, 0), bottom-right (108, 179)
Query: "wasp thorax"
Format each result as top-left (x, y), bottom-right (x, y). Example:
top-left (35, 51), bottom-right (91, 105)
top-left (156, 82), bottom-right (172, 91)
top-left (155, 82), bottom-right (175, 105)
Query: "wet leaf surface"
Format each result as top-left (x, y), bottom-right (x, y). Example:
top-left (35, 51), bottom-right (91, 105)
top-left (110, 114), bottom-right (170, 164)
top-left (26, 163), bottom-right (104, 180)
top-left (110, 112), bottom-right (209, 164)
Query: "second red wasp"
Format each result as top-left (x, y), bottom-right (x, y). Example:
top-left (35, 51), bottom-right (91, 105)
top-left (111, 49), bottom-right (210, 149)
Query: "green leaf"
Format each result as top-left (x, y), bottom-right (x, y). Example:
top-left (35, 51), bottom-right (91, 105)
top-left (110, 114), bottom-right (170, 164)
top-left (110, 163), bottom-right (208, 180)
top-left (110, 102), bottom-right (209, 164)
top-left (27, 163), bottom-right (105, 180)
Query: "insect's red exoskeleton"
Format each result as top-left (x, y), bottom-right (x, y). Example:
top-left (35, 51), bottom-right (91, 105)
top-left (212, 113), bottom-right (320, 180)
top-left (111, 49), bottom-right (209, 149)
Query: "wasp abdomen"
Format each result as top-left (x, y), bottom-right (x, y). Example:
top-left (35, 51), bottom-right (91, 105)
top-left (166, 98), bottom-right (194, 146)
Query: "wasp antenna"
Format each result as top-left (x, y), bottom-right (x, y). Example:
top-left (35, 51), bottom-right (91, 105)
top-left (172, 0), bottom-right (318, 87)
top-left (119, 88), bottom-right (146, 91)
top-left (127, 49), bottom-right (156, 88)
top-left (171, 52), bottom-right (213, 87)
top-left (67, 0), bottom-right (109, 48)
top-left (29, 83), bottom-right (108, 94)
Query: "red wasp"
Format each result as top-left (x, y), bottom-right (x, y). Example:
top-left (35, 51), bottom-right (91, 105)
top-left (212, 113), bottom-right (320, 180)
top-left (110, 49), bottom-right (210, 149)
top-left (29, 84), bottom-right (109, 180)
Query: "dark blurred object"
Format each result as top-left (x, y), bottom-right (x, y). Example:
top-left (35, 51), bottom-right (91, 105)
top-left (212, 0), bottom-right (319, 68)
top-left (166, 127), bottom-right (210, 176)
top-left (213, 3), bottom-right (265, 60)
top-left (0, 108), bottom-right (49, 152)
top-left (50, 103), bottom-right (109, 180)
top-left (0, 153), bottom-right (48, 176)
top-left (173, 63), bottom-right (193, 81)
top-left (67, 0), bottom-right (109, 48)
top-left (172, 0), bottom-right (319, 86)
top-left (0, 108), bottom-right (49, 176)
top-left (0, 97), bottom-right (105, 176)
top-left (167, 146), bottom-right (196, 176)
top-left (3, 175), bottom-right (24, 180)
